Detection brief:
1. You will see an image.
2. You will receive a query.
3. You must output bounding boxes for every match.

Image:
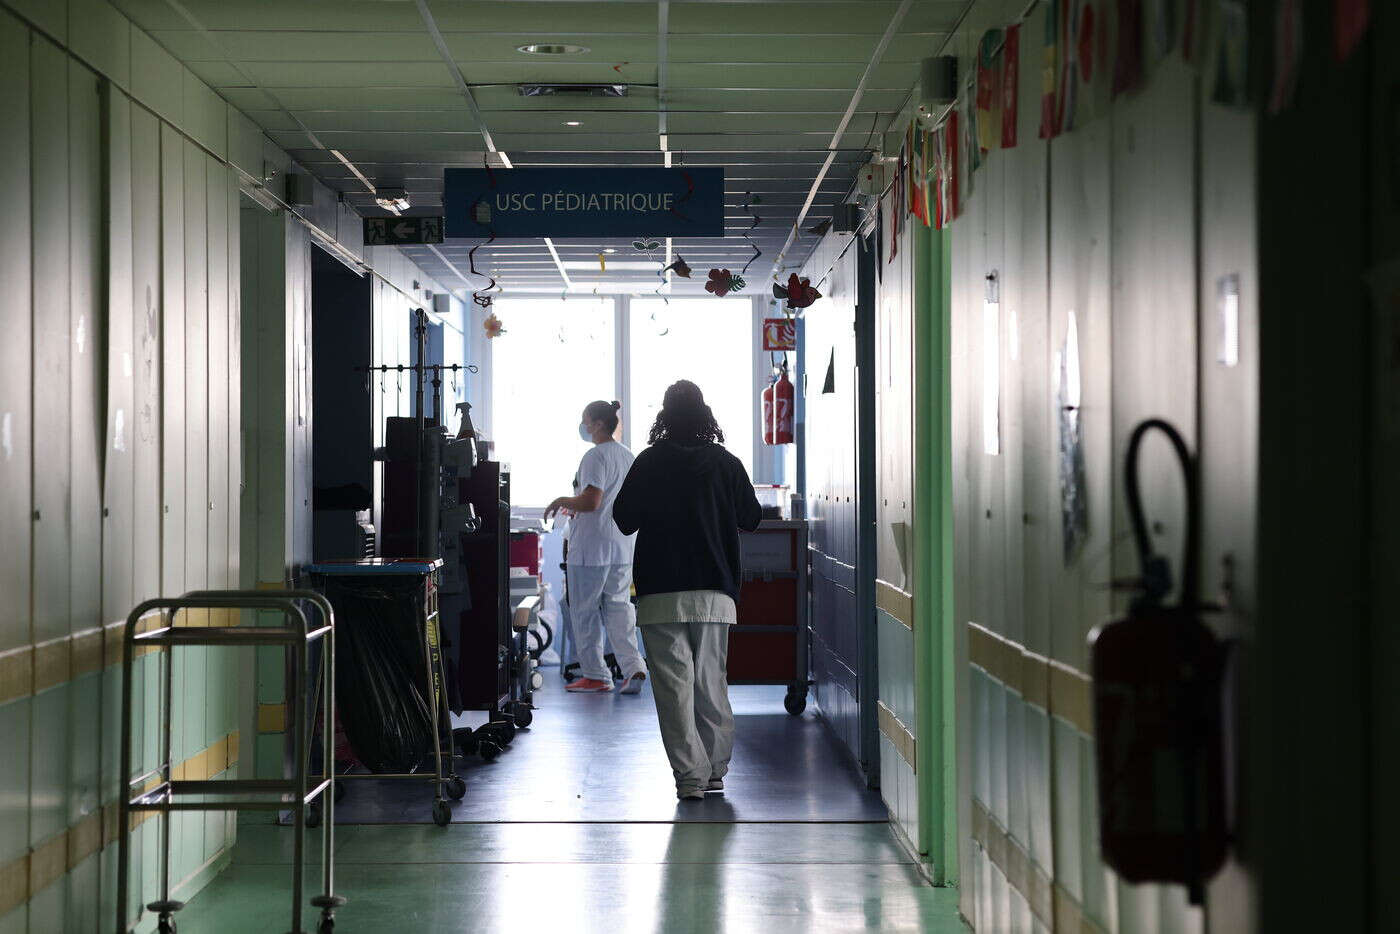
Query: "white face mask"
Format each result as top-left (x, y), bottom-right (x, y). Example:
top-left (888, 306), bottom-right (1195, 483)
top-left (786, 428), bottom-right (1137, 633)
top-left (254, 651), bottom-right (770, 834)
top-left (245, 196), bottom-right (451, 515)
top-left (579, 422), bottom-right (592, 441)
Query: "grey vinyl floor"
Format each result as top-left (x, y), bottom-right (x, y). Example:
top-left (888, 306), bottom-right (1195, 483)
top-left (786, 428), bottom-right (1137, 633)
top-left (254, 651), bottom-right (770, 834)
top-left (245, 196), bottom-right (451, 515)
top-left (330, 673), bottom-right (888, 824)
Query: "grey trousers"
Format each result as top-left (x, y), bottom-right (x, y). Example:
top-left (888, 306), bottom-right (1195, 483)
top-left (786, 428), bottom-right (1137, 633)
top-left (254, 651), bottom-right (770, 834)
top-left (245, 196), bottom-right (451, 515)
top-left (640, 622), bottom-right (734, 794)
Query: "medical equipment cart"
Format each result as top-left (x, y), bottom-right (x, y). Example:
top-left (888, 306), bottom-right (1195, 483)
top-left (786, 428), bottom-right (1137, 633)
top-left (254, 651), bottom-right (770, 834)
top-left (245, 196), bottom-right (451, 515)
top-left (731, 519), bottom-right (813, 714)
top-left (117, 589), bottom-right (343, 934)
top-left (305, 558), bottom-right (463, 826)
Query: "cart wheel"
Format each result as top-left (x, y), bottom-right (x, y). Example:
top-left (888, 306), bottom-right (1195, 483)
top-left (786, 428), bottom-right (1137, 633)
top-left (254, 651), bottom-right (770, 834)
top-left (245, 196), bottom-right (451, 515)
top-left (477, 738), bottom-right (501, 762)
top-left (445, 776), bottom-right (466, 800)
top-left (432, 800), bottom-right (451, 826)
top-left (530, 670), bottom-right (544, 690)
top-left (508, 701), bottom-right (534, 729)
top-left (784, 690), bottom-right (807, 716)
top-left (488, 718), bottom-right (516, 744)
top-left (306, 802), bottom-right (322, 828)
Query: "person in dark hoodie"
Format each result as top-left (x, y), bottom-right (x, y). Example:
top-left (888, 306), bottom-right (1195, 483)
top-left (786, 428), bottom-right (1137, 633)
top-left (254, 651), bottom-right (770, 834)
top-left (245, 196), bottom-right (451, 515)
top-left (612, 380), bottom-right (762, 801)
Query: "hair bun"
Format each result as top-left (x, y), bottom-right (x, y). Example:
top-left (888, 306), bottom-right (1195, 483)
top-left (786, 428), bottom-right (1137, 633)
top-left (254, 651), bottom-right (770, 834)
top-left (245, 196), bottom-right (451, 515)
top-left (610, 401), bottom-right (621, 411)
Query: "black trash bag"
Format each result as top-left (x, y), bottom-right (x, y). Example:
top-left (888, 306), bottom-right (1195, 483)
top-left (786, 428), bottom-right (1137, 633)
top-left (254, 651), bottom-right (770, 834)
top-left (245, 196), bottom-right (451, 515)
top-left (327, 578), bottom-right (437, 773)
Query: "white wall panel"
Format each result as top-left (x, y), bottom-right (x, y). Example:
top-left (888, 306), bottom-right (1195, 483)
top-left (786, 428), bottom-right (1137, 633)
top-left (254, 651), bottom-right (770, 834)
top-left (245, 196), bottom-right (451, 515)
top-left (69, 60), bottom-right (102, 632)
top-left (161, 123), bottom-right (187, 595)
top-left (101, 85), bottom-right (135, 626)
top-left (207, 155), bottom-right (231, 593)
top-left (132, 104), bottom-right (162, 605)
top-left (0, 12), bottom-right (33, 654)
top-left (31, 36), bottom-right (72, 642)
top-left (130, 27), bottom-right (182, 127)
top-left (68, 0), bottom-right (130, 89)
top-left (183, 140), bottom-right (209, 602)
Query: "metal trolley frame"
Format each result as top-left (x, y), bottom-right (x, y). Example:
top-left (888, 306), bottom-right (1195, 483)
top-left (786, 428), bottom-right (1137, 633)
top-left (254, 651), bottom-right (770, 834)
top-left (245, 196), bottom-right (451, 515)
top-left (116, 589), bottom-right (343, 934)
top-left (305, 559), bottom-right (464, 826)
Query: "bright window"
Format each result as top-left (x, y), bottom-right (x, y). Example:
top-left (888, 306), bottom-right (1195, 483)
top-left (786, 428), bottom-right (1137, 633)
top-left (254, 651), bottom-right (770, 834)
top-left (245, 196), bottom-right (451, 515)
top-left (630, 298), bottom-right (753, 474)
top-left (489, 298), bottom-right (616, 507)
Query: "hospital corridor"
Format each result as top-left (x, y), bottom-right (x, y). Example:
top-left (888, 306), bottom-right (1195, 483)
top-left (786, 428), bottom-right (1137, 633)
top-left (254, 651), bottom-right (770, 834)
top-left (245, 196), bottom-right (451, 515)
top-left (0, 1), bottom-right (1395, 932)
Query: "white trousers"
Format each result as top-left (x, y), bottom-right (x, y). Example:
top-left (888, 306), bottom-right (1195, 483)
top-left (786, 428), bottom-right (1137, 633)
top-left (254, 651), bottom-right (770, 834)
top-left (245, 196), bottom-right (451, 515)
top-left (567, 563), bottom-right (647, 682)
top-left (640, 622), bottom-right (734, 794)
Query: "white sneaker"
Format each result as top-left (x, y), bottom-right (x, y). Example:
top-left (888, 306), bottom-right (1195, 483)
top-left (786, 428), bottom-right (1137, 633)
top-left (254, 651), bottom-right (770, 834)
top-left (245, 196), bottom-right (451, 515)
top-left (706, 778), bottom-right (724, 792)
top-left (619, 672), bottom-right (646, 695)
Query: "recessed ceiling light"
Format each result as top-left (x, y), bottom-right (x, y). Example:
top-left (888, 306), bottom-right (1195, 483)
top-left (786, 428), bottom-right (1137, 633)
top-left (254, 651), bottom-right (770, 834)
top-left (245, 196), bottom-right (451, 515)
top-left (517, 43), bottom-right (589, 55)
top-left (603, 248), bottom-right (616, 254)
top-left (564, 120), bottom-right (583, 127)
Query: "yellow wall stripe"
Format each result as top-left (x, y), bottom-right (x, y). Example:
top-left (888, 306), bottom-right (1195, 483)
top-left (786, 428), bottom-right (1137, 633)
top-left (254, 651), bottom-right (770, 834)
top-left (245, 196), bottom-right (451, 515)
top-left (971, 798), bottom-right (1105, 932)
top-left (0, 729), bottom-right (240, 915)
top-left (876, 579), bottom-right (914, 630)
top-left (877, 700), bottom-right (918, 771)
top-left (257, 703), bottom-right (286, 733)
top-left (967, 622), bottom-right (1095, 736)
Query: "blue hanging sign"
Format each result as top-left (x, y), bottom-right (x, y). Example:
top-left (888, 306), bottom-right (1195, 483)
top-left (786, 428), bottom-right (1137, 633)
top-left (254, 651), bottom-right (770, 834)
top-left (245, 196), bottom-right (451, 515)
top-left (444, 167), bottom-right (725, 238)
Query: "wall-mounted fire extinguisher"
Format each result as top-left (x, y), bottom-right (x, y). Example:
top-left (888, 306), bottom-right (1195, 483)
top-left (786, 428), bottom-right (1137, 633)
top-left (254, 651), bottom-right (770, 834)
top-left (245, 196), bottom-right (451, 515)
top-left (772, 357), bottom-right (794, 445)
top-left (761, 377), bottom-right (776, 446)
top-left (1089, 418), bottom-right (1230, 906)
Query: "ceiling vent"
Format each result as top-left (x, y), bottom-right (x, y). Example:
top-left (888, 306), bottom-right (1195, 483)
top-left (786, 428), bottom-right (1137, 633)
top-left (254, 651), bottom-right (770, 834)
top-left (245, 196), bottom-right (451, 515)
top-left (517, 83), bottom-right (628, 98)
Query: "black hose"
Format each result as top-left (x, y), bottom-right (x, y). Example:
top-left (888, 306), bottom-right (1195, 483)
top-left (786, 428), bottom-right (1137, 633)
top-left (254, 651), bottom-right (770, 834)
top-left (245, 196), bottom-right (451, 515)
top-left (1123, 418), bottom-right (1200, 609)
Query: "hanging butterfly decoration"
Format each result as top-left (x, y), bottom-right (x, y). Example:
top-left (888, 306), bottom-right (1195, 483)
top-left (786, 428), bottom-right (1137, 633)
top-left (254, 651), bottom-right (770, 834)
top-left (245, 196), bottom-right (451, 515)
top-left (773, 273), bottom-right (821, 309)
top-left (739, 193), bottom-right (763, 278)
top-left (705, 268), bottom-right (745, 297)
top-left (484, 312), bottom-right (506, 339)
top-left (633, 238), bottom-right (662, 255)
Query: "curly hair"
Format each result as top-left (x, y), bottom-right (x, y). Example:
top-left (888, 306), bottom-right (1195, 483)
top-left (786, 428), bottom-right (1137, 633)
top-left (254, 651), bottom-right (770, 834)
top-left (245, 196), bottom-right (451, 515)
top-left (647, 380), bottom-right (726, 445)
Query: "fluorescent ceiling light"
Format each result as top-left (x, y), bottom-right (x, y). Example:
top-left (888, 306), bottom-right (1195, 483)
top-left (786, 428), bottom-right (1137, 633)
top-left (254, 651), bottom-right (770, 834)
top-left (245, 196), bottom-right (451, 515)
top-left (564, 120), bottom-right (583, 127)
top-left (517, 43), bottom-right (589, 55)
top-left (562, 261), bottom-right (667, 271)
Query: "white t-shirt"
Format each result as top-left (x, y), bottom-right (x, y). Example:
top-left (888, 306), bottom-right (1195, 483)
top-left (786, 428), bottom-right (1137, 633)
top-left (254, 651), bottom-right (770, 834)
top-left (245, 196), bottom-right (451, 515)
top-left (566, 441), bottom-right (636, 567)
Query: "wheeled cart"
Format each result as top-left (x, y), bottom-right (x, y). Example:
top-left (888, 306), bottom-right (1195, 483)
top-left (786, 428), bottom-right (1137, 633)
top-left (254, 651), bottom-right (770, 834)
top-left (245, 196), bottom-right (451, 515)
top-left (444, 460), bottom-right (534, 760)
top-left (731, 520), bottom-right (813, 715)
top-left (305, 558), bottom-right (465, 826)
top-left (117, 589), bottom-right (344, 934)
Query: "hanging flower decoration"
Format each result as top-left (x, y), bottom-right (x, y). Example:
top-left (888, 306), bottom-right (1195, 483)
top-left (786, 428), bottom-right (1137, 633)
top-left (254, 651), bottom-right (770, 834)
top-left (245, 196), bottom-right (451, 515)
top-left (705, 268), bottom-right (745, 297)
top-left (483, 313), bottom-right (505, 339)
top-left (773, 273), bottom-right (821, 309)
top-left (665, 254), bottom-right (692, 278)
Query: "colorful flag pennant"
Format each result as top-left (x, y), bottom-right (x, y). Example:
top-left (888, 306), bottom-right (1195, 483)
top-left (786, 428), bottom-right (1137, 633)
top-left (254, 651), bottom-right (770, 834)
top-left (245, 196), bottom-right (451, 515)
top-left (1112, 0), bottom-right (1144, 98)
top-left (976, 29), bottom-right (1003, 152)
top-left (1002, 23), bottom-right (1021, 148)
top-left (1039, 0), bottom-right (1059, 138)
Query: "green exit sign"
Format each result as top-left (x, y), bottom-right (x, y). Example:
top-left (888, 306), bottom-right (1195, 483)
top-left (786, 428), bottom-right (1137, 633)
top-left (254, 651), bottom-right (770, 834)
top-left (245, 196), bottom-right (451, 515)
top-left (364, 216), bottom-right (444, 245)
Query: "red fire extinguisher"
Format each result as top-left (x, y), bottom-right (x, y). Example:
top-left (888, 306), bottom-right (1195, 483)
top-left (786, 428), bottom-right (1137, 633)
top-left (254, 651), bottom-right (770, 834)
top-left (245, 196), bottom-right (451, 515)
top-left (772, 358), bottom-right (794, 445)
top-left (1089, 418), bottom-right (1230, 906)
top-left (761, 378), bottom-right (775, 446)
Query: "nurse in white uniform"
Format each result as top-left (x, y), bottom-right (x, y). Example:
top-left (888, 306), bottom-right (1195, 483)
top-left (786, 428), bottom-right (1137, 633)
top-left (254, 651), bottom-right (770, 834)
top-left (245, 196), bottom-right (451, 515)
top-left (544, 400), bottom-right (648, 694)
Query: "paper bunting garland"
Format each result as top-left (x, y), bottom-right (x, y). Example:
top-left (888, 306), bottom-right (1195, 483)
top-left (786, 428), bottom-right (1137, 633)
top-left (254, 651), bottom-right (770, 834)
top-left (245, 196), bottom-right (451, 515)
top-left (1112, 0), bottom-right (1144, 99)
top-left (1002, 23), bottom-right (1021, 148)
top-left (976, 30), bottom-right (1003, 152)
top-left (1039, 0), bottom-right (1059, 139)
top-left (705, 268), bottom-right (745, 297)
top-left (1334, 0), bottom-right (1370, 63)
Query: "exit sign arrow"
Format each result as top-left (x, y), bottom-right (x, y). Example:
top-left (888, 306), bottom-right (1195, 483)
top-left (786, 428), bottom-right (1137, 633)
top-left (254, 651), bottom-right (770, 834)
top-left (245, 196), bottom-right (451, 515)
top-left (363, 215), bottom-right (445, 246)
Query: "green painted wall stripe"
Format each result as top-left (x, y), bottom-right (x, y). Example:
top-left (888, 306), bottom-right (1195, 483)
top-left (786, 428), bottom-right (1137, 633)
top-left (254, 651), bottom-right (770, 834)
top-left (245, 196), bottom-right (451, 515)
top-left (912, 221), bottom-right (957, 883)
